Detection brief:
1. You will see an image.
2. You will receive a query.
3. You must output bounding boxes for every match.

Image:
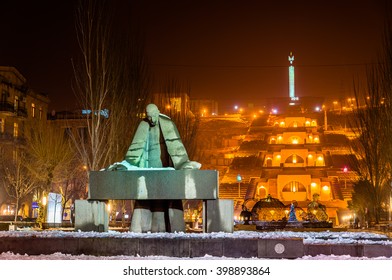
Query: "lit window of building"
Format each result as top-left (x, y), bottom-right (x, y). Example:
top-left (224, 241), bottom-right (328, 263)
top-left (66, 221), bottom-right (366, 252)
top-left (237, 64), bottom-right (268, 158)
top-left (292, 138), bottom-right (298, 144)
top-left (39, 107), bottom-right (43, 120)
top-left (0, 118), bottom-right (4, 133)
top-left (13, 122), bottom-right (18, 137)
top-left (31, 103), bottom-right (36, 118)
top-left (14, 96), bottom-right (19, 111)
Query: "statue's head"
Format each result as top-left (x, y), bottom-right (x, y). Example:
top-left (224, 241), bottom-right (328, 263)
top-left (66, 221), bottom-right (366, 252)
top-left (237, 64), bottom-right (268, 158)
top-left (146, 103), bottom-right (160, 126)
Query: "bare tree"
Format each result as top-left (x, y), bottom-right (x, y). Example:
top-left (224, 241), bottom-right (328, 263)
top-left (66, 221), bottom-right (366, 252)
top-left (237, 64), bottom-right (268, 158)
top-left (24, 120), bottom-right (75, 193)
top-left (72, 0), bottom-right (151, 174)
top-left (0, 149), bottom-right (36, 222)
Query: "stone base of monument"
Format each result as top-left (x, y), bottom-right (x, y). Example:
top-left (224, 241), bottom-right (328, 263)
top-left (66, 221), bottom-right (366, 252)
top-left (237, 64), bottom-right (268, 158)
top-left (1, 235), bottom-right (391, 258)
top-left (203, 199), bottom-right (234, 233)
top-left (74, 198), bottom-right (234, 233)
top-left (74, 200), bottom-right (108, 232)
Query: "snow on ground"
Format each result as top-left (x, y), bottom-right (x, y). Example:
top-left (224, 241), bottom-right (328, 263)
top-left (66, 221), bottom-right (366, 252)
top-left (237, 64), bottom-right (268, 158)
top-left (0, 229), bottom-right (391, 260)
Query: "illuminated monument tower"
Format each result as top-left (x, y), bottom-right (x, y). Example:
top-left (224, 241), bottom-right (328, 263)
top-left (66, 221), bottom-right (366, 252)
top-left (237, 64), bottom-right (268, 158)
top-left (288, 52), bottom-right (298, 101)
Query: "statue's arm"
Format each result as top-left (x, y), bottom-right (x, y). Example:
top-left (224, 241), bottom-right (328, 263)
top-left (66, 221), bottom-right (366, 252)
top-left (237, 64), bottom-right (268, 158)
top-left (124, 121), bottom-right (149, 167)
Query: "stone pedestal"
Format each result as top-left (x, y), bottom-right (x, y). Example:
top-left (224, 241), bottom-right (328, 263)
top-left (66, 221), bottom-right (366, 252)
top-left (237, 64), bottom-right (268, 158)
top-left (203, 199), bottom-right (234, 233)
top-left (74, 200), bottom-right (108, 232)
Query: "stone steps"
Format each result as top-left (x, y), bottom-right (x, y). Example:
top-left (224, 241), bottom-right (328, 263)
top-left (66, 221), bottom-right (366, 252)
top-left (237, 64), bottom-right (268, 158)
top-left (0, 235), bottom-right (390, 258)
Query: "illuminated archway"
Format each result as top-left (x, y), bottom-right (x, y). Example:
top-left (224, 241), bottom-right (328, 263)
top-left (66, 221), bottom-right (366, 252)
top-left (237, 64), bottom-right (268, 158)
top-left (282, 181), bottom-right (306, 193)
top-left (285, 154), bottom-right (304, 164)
top-left (257, 186), bottom-right (267, 198)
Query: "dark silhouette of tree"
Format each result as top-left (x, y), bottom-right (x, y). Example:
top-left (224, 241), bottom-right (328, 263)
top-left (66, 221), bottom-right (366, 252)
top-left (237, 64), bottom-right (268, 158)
top-left (349, 19), bottom-right (392, 224)
top-left (349, 179), bottom-right (374, 227)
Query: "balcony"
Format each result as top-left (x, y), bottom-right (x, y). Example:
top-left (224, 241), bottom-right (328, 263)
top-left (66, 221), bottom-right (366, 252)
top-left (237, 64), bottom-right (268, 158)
top-left (0, 101), bottom-right (15, 116)
top-left (0, 102), bottom-right (28, 118)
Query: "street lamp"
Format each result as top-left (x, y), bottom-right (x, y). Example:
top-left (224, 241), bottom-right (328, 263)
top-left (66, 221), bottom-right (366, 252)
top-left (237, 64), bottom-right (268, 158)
top-left (237, 174), bottom-right (242, 198)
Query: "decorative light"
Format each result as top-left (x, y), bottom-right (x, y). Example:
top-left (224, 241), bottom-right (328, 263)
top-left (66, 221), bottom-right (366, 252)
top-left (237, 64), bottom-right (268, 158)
top-left (317, 156), bottom-right (323, 161)
top-left (42, 196), bottom-right (47, 206)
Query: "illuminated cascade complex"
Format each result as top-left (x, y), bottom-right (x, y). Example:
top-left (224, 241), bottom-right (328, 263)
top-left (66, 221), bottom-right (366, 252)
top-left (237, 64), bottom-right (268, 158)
top-left (288, 52), bottom-right (298, 101)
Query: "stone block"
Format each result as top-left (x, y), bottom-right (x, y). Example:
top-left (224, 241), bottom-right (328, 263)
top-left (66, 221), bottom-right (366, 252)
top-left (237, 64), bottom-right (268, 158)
top-left (139, 238), bottom-right (190, 257)
top-left (203, 199), bottom-right (234, 233)
top-left (259, 238), bottom-right (303, 259)
top-left (190, 239), bottom-right (224, 257)
top-left (74, 200), bottom-right (109, 232)
top-left (304, 244), bottom-right (332, 256)
top-left (89, 169), bottom-right (218, 200)
top-left (363, 244), bottom-right (392, 258)
top-left (223, 238), bottom-right (258, 258)
top-left (330, 244), bottom-right (362, 257)
top-left (104, 238), bottom-right (139, 256)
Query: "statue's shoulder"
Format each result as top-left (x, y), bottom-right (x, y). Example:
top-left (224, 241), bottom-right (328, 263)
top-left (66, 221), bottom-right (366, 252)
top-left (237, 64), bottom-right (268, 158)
top-left (159, 113), bottom-right (171, 121)
top-left (135, 119), bottom-right (150, 132)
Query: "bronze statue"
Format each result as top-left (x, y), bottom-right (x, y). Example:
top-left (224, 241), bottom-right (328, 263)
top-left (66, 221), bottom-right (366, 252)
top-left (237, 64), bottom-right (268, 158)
top-left (124, 104), bottom-right (201, 232)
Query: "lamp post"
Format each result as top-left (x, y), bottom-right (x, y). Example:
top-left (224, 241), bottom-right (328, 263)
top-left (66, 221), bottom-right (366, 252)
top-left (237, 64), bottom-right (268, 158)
top-left (237, 174), bottom-right (242, 198)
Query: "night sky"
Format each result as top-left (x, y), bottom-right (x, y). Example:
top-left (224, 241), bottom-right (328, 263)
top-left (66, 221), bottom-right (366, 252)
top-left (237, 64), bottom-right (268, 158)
top-left (0, 0), bottom-right (389, 111)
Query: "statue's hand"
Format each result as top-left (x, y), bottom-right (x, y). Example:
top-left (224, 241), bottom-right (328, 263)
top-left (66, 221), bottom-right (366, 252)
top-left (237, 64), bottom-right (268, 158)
top-left (104, 160), bottom-right (139, 171)
top-left (105, 163), bottom-right (127, 171)
top-left (179, 160), bottom-right (202, 170)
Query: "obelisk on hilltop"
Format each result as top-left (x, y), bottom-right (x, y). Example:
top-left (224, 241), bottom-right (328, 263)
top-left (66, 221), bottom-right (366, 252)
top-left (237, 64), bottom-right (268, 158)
top-left (288, 52), bottom-right (298, 101)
